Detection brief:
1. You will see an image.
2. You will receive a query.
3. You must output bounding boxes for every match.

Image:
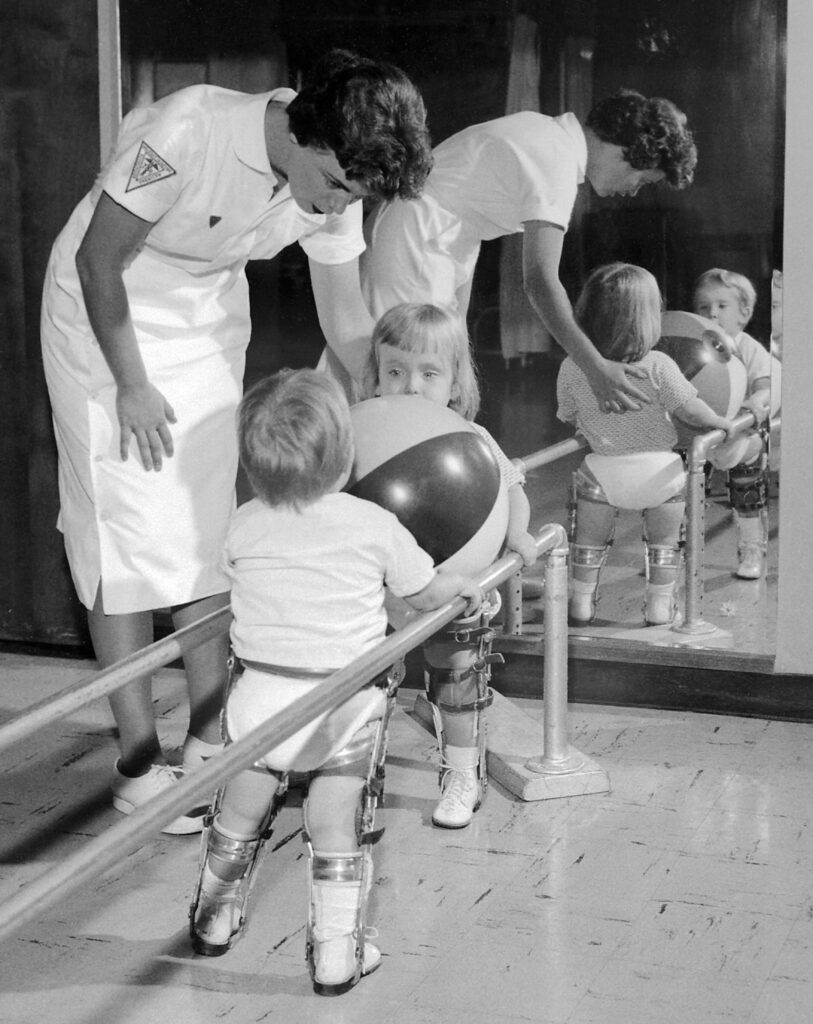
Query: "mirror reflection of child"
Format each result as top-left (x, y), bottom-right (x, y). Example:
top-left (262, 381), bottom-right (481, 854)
top-left (692, 268), bottom-right (782, 579)
top-left (557, 264), bottom-right (734, 626)
top-left (365, 302), bottom-right (537, 830)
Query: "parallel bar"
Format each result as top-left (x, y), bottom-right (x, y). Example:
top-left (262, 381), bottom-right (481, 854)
top-left (0, 527), bottom-right (563, 943)
top-left (0, 606), bottom-right (232, 754)
top-left (676, 411), bottom-right (759, 634)
top-left (515, 436), bottom-right (586, 476)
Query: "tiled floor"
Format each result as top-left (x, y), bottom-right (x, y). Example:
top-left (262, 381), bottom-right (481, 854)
top-left (1, 653), bottom-right (811, 1023)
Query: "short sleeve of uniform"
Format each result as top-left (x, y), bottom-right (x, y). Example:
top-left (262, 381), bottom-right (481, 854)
top-left (379, 507), bottom-right (436, 598)
top-left (503, 113), bottom-right (583, 230)
top-left (648, 350), bottom-right (697, 412)
top-left (100, 91), bottom-right (200, 223)
top-left (297, 200), bottom-right (365, 265)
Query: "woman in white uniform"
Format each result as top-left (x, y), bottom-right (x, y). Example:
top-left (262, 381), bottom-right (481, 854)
top-left (361, 89), bottom-right (697, 414)
top-left (40, 50), bottom-right (432, 833)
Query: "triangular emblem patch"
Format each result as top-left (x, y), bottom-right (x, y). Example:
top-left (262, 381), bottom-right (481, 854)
top-left (209, 215), bottom-right (222, 228)
top-left (125, 141), bottom-right (176, 192)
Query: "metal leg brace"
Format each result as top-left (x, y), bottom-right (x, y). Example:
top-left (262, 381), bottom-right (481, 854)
top-left (189, 774), bottom-right (289, 956)
top-left (305, 661), bottom-right (404, 996)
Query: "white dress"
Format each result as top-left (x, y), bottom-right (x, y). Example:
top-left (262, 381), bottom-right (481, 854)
top-left (40, 85), bottom-right (364, 614)
top-left (360, 111), bottom-right (586, 318)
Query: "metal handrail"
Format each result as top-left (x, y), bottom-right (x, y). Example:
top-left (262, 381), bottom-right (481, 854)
top-left (0, 524), bottom-right (567, 943)
top-left (504, 414), bottom-right (779, 637)
top-left (677, 412), bottom-right (780, 634)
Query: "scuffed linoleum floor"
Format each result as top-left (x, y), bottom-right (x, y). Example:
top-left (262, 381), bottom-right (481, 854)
top-left (0, 652), bottom-right (811, 1024)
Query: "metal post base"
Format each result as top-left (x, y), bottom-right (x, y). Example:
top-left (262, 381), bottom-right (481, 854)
top-left (411, 691), bottom-right (609, 803)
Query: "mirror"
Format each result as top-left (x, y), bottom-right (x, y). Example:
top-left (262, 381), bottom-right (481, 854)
top-left (116, 0), bottom-right (785, 663)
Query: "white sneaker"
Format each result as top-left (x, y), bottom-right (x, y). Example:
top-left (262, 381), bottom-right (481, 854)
top-left (192, 867), bottom-right (243, 955)
top-left (432, 747), bottom-right (481, 829)
top-left (736, 544), bottom-right (765, 580)
top-left (568, 579), bottom-right (597, 625)
top-left (312, 936), bottom-right (381, 994)
top-left (181, 734), bottom-right (224, 772)
top-left (645, 582), bottom-right (677, 626)
top-left (111, 761), bottom-right (209, 835)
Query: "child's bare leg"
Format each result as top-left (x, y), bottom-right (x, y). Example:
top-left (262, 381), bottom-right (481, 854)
top-left (569, 497), bottom-right (616, 623)
top-left (643, 500), bottom-right (684, 624)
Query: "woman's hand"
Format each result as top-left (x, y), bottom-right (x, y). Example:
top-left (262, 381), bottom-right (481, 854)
top-left (587, 358), bottom-right (651, 413)
top-left (116, 381), bottom-right (177, 470)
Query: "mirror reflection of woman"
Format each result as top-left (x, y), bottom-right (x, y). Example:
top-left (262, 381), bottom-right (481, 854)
top-left (361, 90), bottom-right (697, 414)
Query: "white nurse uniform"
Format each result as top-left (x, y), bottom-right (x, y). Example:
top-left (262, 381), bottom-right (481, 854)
top-left (361, 110), bottom-right (586, 318)
top-left (41, 84), bottom-right (364, 614)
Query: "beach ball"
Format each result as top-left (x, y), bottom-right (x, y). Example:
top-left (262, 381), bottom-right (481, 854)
top-left (656, 311), bottom-right (748, 446)
top-left (347, 395), bottom-right (509, 577)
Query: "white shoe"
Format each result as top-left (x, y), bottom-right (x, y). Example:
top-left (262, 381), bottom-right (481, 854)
top-left (310, 872), bottom-right (381, 995)
top-left (181, 734), bottom-right (224, 772)
top-left (645, 582), bottom-right (677, 626)
top-left (432, 746), bottom-right (481, 829)
top-left (568, 579), bottom-right (597, 625)
top-left (111, 761), bottom-right (209, 835)
top-left (312, 935), bottom-right (381, 994)
top-left (736, 544), bottom-right (765, 580)
top-left (735, 514), bottom-right (767, 580)
top-left (191, 867), bottom-right (243, 955)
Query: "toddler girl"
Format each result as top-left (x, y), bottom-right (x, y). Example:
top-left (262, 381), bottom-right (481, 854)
top-left (367, 302), bottom-right (537, 829)
top-left (189, 368), bottom-right (482, 994)
top-left (557, 263), bottom-right (735, 625)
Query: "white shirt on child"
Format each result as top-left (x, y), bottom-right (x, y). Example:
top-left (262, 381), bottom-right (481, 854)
top-left (557, 350), bottom-right (697, 454)
top-left (226, 491), bottom-right (435, 668)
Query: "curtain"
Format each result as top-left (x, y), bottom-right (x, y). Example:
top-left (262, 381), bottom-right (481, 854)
top-left (499, 11), bottom-right (552, 362)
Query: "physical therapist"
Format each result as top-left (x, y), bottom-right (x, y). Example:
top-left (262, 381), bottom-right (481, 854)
top-left (40, 49), bottom-right (432, 833)
top-left (361, 89), bottom-right (697, 413)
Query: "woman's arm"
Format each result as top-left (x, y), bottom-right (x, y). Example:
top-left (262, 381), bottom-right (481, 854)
top-left (76, 192), bottom-right (176, 470)
top-left (522, 220), bottom-right (651, 411)
top-left (309, 257), bottom-right (376, 385)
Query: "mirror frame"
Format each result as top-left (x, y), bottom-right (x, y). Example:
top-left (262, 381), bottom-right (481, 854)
top-left (97, 0), bottom-right (810, 679)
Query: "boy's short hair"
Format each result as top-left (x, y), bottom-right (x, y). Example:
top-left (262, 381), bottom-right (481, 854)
top-left (693, 268), bottom-right (756, 319)
top-left (368, 302), bottom-right (481, 420)
top-left (575, 262), bottom-right (663, 363)
top-left (238, 368), bottom-right (353, 509)
top-left (286, 48), bottom-right (433, 201)
top-left (586, 89), bottom-right (697, 189)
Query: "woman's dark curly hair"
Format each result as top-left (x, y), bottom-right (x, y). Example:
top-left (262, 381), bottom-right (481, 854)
top-left (586, 89), bottom-right (697, 189)
top-left (286, 49), bottom-right (433, 201)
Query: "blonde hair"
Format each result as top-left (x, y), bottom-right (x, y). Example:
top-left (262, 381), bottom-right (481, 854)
top-left (693, 268), bottom-right (756, 324)
top-left (575, 263), bottom-right (663, 362)
top-left (367, 303), bottom-right (480, 420)
top-left (238, 368), bottom-right (353, 509)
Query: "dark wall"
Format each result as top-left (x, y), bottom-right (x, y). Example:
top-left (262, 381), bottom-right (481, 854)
top-left (0, 1), bottom-right (99, 645)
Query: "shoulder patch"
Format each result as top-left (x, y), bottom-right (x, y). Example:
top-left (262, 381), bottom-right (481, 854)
top-left (125, 141), bottom-right (177, 192)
